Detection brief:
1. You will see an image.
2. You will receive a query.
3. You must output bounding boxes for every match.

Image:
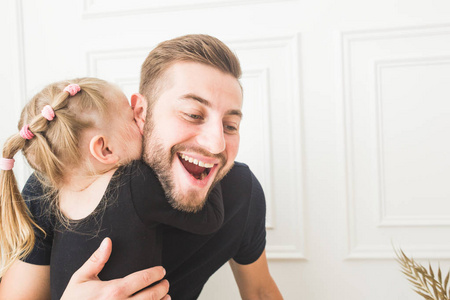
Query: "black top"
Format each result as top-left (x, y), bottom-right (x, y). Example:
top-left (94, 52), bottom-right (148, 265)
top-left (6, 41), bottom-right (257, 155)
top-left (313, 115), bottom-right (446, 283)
top-left (23, 161), bottom-right (266, 300)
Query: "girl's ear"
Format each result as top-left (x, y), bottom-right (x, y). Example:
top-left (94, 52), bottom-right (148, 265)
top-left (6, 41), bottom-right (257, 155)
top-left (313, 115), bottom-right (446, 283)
top-left (89, 135), bottom-right (119, 165)
top-left (131, 93), bottom-right (147, 135)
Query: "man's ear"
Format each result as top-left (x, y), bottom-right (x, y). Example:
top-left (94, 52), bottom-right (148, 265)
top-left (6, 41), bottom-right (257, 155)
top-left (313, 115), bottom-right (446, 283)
top-left (89, 135), bottom-right (119, 165)
top-left (131, 93), bottom-right (147, 135)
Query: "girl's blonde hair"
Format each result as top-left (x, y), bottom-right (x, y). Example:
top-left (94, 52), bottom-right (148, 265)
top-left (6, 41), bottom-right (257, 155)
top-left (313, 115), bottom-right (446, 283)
top-left (0, 77), bottom-right (115, 277)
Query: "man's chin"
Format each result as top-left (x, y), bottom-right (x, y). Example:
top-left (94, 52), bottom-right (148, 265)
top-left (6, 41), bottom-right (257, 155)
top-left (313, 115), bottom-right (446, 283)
top-left (167, 190), bottom-right (209, 213)
top-left (169, 163), bottom-right (233, 213)
top-left (168, 164), bottom-right (223, 213)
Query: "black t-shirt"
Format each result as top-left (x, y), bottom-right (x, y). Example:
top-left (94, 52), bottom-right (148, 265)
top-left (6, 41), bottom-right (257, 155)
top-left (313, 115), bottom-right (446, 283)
top-left (23, 161), bottom-right (266, 300)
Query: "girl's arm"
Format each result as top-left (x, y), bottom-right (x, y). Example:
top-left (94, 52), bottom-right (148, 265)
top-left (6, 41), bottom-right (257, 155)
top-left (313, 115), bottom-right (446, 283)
top-left (0, 173), bottom-right (53, 299)
top-left (0, 260), bottom-right (50, 300)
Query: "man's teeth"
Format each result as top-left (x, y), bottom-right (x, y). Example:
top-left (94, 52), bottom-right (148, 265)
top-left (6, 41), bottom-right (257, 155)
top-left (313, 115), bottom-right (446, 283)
top-left (180, 154), bottom-right (214, 168)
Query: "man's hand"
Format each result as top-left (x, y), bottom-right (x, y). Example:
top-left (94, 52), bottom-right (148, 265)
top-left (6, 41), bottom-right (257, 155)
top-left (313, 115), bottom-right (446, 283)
top-left (61, 238), bottom-right (170, 300)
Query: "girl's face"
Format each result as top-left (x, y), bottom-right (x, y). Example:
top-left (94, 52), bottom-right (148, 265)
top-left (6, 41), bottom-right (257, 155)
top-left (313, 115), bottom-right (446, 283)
top-left (106, 89), bottom-right (143, 163)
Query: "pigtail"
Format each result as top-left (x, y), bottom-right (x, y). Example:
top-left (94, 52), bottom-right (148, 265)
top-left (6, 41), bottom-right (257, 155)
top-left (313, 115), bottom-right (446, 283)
top-left (25, 92), bottom-right (68, 185)
top-left (0, 78), bottom-right (116, 277)
top-left (23, 88), bottom-right (82, 186)
top-left (0, 134), bottom-right (42, 278)
top-left (0, 87), bottom-right (77, 277)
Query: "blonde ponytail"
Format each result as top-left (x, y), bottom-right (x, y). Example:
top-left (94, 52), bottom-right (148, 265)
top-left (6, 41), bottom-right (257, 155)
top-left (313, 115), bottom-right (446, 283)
top-left (0, 134), bottom-right (43, 277)
top-left (0, 77), bottom-right (114, 277)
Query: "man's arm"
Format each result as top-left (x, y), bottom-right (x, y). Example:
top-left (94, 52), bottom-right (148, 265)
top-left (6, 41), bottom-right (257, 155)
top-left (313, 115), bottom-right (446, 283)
top-left (0, 260), bottom-right (50, 300)
top-left (229, 250), bottom-right (283, 300)
top-left (61, 238), bottom-right (170, 300)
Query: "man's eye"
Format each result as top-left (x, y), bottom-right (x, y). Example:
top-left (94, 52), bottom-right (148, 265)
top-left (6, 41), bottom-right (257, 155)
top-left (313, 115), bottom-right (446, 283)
top-left (225, 125), bottom-right (238, 133)
top-left (184, 113), bottom-right (203, 120)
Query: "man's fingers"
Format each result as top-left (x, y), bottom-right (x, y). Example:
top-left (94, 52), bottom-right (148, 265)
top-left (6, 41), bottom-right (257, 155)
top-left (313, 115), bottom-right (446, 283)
top-left (130, 279), bottom-right (170, 300)
top-left (119, 266), bottom-right (167, 296)
top-left (72, 238), bottom-right (112, 281)
top-left (67, 240), bottom-right (168, 299)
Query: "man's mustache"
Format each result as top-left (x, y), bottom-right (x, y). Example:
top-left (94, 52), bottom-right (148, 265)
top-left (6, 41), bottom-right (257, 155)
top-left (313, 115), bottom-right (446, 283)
top-left (170, 144), bottom-right (226, 166)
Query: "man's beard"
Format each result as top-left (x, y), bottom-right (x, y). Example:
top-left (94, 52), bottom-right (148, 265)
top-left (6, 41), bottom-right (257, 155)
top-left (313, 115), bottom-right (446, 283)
top-left (142, 116), bottom-right (232, 213)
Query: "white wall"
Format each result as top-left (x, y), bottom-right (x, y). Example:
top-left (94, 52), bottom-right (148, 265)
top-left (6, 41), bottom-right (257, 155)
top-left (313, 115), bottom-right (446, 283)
top-left (2, 1), bottom-right (450, 299)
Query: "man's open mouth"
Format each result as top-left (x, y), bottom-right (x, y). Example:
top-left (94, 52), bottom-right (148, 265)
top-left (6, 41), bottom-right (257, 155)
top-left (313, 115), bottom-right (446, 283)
top-left (178, 153), bottom-right (215, 180)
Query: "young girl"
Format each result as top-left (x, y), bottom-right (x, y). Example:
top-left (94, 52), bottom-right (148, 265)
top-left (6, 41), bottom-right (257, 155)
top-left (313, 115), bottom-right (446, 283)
top-left (0, 78), bottom-right (223, 299)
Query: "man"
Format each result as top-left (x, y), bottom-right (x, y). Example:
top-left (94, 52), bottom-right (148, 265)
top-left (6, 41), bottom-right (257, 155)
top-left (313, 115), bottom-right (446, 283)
top-left (128, 35), bottom-right (282, 299)
top-left (7, 34), bottom-right (283, 299)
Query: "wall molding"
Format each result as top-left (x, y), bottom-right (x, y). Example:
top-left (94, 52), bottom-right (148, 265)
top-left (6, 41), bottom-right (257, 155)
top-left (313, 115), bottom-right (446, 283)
top-left (13, 0), bottom-right (31, 186)
top-left (379, 215), bottom-right (450, 227)
top-left (235, 34), bottom-right (305, 259)
top-left (346, 245), bottom-right (450, 260)
top-left (341, 23), bottom-right (450, 44)
top-left (87, 47), bottom-right (150, 78)
top-left (341, 25), bottom-right (450, 259)
top-left (83, 0), bottom-right (297, 19)
top-left (374, 56), bottom-right (450, 228)
top-left (266, 245), bottom-right (306, 260)
top-left (241, 67), bottom-right (275, 229)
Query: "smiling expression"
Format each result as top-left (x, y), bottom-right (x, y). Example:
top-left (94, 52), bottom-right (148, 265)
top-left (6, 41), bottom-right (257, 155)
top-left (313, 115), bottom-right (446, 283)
top-left (142, 62), bottom-right (243, 212)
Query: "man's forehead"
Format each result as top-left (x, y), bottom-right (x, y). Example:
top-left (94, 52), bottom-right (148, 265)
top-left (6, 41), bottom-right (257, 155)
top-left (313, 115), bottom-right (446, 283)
top-left (162, 61), bottom-right (242, 97)
top-left (165, 61), bottom-right (239, 83)
top-left (178, 93), bottom-right (243, 118)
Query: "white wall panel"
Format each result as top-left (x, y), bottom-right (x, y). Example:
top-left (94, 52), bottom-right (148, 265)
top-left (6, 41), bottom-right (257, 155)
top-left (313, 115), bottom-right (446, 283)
top-left (83, 0), bottom-right (295, 18)
top-left (376, 57), bottom-right (450, 228)
top-left (238, 68), bottom-right (274, 227)
top-left (232, 35), bottom-right (305, 259)
top-left (342, 25), bottom-right (450, 259)
top-left (87, 48), bottom-right (148, 97)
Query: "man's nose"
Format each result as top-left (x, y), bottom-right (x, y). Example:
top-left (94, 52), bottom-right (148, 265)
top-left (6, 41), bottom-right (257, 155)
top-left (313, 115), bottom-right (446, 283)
top-left (196, 121), bottom-right (226, 154)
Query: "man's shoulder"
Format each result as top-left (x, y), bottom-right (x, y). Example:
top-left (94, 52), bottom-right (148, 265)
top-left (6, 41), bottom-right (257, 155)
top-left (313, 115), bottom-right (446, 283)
top-left (122, 160), bottom-right (158, 181)
top-left (232, 161), bottom-right (250, 170)
top-left (220, 161), bottom-right (263, 198)
top-left (221, 161), bottom-right (251, 185)
top-left (227, 161), bottom-right (251, 175)
top-left (124, 160), bottom-right (165, 198)
top-left (126, 159), bottom-right (151, 172)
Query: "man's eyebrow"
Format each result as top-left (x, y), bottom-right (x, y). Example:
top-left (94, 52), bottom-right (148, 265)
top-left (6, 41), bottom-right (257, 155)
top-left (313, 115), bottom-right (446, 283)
top-left (180, 93), bottom-right (243, 118)
top-left (227, 109), bottom-right (243, 119)
top-left (180, 93), bottom-right (211, 107)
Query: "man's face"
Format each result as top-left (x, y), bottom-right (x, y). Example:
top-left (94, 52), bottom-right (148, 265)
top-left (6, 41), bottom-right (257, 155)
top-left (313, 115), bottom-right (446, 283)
top-left (142, 62), bottom-right (243, 212)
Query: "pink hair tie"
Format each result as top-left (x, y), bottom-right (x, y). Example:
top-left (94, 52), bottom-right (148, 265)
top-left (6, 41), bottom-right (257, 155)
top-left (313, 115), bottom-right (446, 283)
top-left (63, 84), bottom-right (81, 96)
top-left (0, 158), bottom-right (15, 171)
top-left (41, 105), bottom-right (55, 121)
top-left (20, 124), bottom-right (34, 140)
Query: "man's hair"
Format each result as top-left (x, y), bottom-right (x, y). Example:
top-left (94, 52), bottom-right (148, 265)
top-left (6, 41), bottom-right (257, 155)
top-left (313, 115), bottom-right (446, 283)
top-left (139, 34), bottom-right (242, 105)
